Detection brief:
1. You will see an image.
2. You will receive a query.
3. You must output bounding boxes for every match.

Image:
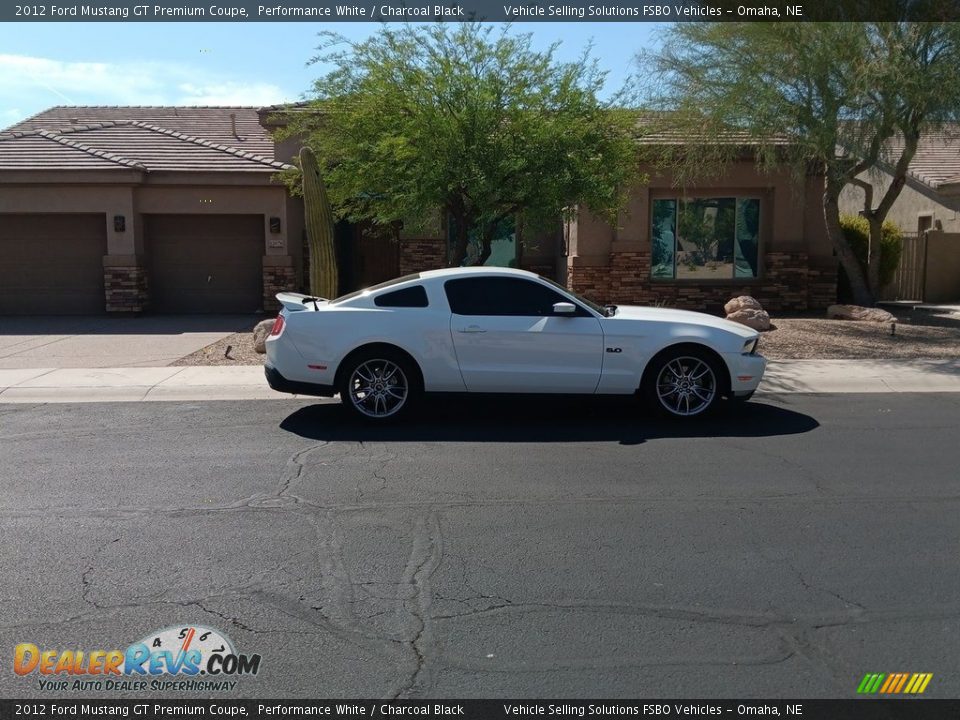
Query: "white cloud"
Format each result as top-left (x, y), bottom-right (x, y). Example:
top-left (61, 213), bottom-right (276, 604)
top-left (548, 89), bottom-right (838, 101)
top-left (176, 82), bottom-right (290, 107)
top-left (0, 54), bottom-right (292, 124)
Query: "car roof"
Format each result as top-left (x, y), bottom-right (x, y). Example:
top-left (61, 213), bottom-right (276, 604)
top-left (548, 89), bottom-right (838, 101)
top-left (419, 266), bottom-right (539, 280)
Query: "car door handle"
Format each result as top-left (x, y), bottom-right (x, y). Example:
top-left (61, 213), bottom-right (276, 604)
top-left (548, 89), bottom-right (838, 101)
top-left (458, 325), bottom-right (486, 333)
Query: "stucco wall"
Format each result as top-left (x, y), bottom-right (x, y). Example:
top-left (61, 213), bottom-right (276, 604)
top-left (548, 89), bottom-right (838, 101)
top-left (565, 160), bottom-right (834, 311)
top-left (0, 177), bottom-right (296, 313)
top-left (839, 170), bottom-right (960, 234)
top-left (923, 231), bottom-right (960, 302)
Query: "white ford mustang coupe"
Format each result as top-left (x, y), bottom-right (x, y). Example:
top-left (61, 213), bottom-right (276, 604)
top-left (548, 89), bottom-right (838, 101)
top-left (265, 267), bottom-right (766, 421)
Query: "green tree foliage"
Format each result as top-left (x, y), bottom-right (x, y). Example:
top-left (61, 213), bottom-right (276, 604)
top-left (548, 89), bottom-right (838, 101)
top-left (837, 215), bottom-right (903, 302)
top-left (282, 22), bottom-right (640, 266)
top-left (640, 21), bottom-right (960, 305)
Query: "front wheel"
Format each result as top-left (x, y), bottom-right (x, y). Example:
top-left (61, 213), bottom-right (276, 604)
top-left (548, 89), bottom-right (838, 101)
top-left (643, 348), bottom-right (725, 419)
top-left (338, 350), bottom-right (420, 421)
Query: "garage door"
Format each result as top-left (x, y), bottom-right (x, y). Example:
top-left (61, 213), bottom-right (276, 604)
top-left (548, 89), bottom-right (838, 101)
top-left (146, 214), bottom-right (263, 314)
top-left (0, 214), bottom-right (107, 315)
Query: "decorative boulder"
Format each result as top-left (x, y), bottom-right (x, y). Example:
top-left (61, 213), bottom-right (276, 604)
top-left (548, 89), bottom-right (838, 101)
top-left (252, 319), bottom-right (275, 354)
top-left (827, 304), bottom-right (897, 323)
top-left (724, 295), bottom-right (763, 316)
top-left (726, 308), bottom-right (772, 331)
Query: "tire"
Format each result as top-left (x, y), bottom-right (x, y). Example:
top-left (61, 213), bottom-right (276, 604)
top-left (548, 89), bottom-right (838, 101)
top-left (642, 346), bottom-right (726, 419)
top-left (337, 348), bottom-right (420, 421)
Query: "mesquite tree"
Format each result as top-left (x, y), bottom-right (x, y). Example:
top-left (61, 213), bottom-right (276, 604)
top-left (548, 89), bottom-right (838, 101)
top-left (640, 21), bottom-right (960, 305)
top-left (283, 22), bottom-right (639, 267)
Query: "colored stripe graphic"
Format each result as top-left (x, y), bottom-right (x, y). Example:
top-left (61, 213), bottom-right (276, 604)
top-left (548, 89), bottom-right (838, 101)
top-left (858, 673), bottom-right (932, 694)
top-left (893, 673), bottom-right (909, 693)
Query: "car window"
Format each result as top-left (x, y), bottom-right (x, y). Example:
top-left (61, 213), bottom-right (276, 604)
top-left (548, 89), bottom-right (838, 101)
top-left (444, 277), bottom-right (587, 316)
top-left (331, 273), bottom-right (422, 304)
top-left (374, 285), bottom-right (429, 308)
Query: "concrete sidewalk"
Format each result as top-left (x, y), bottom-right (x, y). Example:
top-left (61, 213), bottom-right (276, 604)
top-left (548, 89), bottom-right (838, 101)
top-left (2, 359), bottom-right (960, 403)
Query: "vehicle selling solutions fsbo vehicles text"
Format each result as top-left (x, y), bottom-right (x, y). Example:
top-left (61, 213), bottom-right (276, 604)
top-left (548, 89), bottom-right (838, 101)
top-left (502, 4), bottom-right (726, 17)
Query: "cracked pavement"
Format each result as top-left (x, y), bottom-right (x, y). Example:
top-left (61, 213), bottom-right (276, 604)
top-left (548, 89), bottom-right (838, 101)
top-left (1, 393), bottom-right (958, 698)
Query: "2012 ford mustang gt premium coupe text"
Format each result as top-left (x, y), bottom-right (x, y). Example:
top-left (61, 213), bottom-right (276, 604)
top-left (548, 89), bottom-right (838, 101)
top-left (264, 267), bottom-right (766, 421)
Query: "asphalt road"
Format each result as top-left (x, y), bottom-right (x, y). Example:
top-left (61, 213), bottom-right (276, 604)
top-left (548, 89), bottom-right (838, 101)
top-left (1, 393), bottom-right (958, 699)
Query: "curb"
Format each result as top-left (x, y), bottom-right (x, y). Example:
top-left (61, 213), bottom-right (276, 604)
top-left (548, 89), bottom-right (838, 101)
top-left (2, 360), bottom-right (960, 403)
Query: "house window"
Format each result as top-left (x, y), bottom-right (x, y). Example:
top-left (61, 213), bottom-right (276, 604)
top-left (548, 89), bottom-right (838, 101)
top-left (651, 197), bottom-right (760, 280)
top-left (447, 215), bottom-right (518, 267)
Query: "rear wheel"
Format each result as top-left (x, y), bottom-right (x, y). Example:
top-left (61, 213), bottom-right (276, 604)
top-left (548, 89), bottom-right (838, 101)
top-left (338, 349), bottom-right (419, 421)
top-left (643, 347), bottom-right (725, 419)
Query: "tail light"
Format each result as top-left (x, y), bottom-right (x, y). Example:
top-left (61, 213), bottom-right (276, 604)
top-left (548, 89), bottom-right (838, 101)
top-left (270, 314), bottom-right (285, 336)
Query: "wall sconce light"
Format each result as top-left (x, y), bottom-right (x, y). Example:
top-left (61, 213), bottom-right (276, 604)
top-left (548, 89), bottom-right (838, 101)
top-left (269, 217), bottom-right (281, 233)
top-left (114, 215), bottom-right (126, 233)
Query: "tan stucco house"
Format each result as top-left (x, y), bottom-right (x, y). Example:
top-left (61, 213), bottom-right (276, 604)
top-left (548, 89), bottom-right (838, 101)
top-left (1, 104), bottom-right (836, 315)
top-left (838, 129), bottom-right (960, 302)
top-left (566, 159), bottom-right (836, 313)
top-left (839, 128), bottom-right (960, 235)
top-left (264, 105), bottom-right (837, 314)
top-left (0, 106), bottom-right (301, 315)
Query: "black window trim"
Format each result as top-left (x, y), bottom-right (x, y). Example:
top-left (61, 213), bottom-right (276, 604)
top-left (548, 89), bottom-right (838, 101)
top-left (443, 276), bottom-right (597, 318)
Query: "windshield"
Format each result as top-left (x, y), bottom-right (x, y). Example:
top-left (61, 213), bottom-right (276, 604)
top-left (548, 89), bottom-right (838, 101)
top-left (537, 275), bottom-right (609, 316)
top-left (330, 273), bottom-right (422, 304)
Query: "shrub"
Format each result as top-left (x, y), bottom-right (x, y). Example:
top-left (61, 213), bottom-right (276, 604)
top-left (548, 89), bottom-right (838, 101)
top-left (837, 215), bottom-right (903, 302)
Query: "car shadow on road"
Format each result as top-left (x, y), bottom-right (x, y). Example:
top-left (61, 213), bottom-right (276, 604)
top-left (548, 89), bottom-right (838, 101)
top-left (279, 396), bottom-right (819, 445)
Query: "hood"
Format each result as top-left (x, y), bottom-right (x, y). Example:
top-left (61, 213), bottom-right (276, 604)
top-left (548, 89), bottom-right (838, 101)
top-left (609, 305), bottom-right (758, 338)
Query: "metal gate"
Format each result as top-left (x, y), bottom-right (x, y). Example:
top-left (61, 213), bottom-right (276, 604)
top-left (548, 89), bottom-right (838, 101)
top-left (352, 222), bottom-right (400, 290)
top-left (884, 232), bottom-right (926, 301)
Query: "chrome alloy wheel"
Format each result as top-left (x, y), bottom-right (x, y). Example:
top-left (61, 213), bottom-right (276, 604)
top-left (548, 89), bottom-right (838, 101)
top-left (655, 356), bottom-right (717, 417)
top-left (348, 359), bottom-right (409, 418)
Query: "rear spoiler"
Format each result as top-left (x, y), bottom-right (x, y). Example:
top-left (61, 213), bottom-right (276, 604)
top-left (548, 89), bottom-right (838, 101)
top-left (276, 292), bottom-right (327, 312)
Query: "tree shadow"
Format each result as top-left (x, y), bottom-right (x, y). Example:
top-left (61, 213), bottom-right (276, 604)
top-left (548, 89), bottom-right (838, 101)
top-left (0, 315), bottom-right (259, 336)
top-left (280, 395), bottom-right (819, 446)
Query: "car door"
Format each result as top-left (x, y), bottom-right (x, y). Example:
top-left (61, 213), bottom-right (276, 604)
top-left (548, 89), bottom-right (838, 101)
top-left (444, 276), bottom-right (604, 393)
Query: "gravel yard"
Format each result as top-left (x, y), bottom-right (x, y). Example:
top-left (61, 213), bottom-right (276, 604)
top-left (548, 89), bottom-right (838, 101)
top-left (759, 310), bottom-right (960, 359)
top-left (172, 321), bottom-right (264, 366)
top-left (171, 308), bottom-right (960, 366)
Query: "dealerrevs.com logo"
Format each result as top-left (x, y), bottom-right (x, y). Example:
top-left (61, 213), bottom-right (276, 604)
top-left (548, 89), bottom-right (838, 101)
top-left (14, 625), bottom-right (261, 692)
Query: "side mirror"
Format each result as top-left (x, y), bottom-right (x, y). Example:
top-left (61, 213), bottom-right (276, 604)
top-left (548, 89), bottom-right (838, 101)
top-left (553, 302), bottom-right (576, 315)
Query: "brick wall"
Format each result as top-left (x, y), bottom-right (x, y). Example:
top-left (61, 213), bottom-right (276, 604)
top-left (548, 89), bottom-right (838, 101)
top-left (807, 266), bottom-right (838, 310)
top-left (263, 264), bottom-right (296, 313)
top-left (520, 262), bottom-right (556, 279)
top-left (569, 250), bottom-right (837, 312)
top-left (104, 265), bottom-right (148, 313)
top-left (399, 239), bottom-right (446, 275)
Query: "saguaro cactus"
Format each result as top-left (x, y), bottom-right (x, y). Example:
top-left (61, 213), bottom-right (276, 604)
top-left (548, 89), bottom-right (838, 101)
top-left (299, 146), bottom-right (339, 299)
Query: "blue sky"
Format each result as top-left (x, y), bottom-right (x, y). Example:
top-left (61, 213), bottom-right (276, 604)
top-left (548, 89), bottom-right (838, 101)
top-left (0, 22), bottom-right (663, 128)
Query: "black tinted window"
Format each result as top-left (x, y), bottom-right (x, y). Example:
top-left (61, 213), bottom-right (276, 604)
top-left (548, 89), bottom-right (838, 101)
top-left (332, 273), bottom-right (421, 304)
top-left (374, 285), bottom-right (429, 308)
top-left (445, 277), bottom-right (579, 316)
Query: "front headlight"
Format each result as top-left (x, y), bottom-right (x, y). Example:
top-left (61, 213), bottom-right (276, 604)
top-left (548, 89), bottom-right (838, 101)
top-left (742, 338), bottom-right (758, 355)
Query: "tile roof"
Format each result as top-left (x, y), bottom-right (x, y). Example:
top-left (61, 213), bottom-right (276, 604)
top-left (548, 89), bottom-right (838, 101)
top-left (883, 128), bottom-right (960, 189)
top-left (631, 114), bottom-right (793, 148)
top-left (0, 131), bottom-right (142, 170)
top-left (0, 121), bottom-right (292, 174)
top-left (5, 106), bottom-right (275, 159)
